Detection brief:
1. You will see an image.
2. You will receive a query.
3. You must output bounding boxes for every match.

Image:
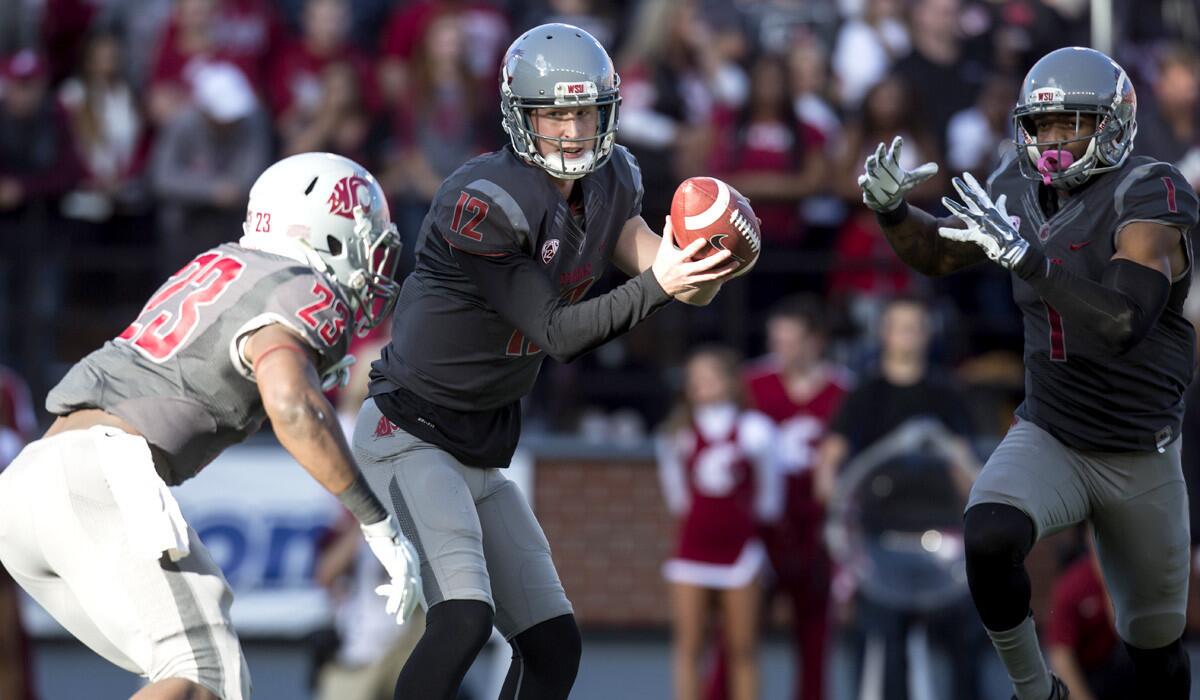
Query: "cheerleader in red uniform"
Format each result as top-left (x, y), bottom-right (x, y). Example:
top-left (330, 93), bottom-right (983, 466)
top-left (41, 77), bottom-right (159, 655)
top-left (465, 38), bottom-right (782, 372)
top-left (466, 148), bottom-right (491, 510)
top-left (658, 347), bottom-right (782, 700)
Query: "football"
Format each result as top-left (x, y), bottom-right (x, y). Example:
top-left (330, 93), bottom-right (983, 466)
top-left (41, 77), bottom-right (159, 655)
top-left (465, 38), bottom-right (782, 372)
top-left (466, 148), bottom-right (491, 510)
top-left (669, 176), bottom-right (761, 275)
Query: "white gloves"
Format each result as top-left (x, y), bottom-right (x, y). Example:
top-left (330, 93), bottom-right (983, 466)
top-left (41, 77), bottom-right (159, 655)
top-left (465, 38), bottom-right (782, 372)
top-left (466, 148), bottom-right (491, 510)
top-left (361, 516), bottom-right (422, 625)
top-left (858, 136), bottom-right (939, 212)
top-left (938, 172), bottom-right (1030, 270)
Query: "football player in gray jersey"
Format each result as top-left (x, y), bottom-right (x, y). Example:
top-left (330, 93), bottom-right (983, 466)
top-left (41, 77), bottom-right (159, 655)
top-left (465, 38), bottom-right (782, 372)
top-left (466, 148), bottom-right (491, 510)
top-left (859, 48), bottom-right (1199, 699)
top-left (0, 153), bottom-right (421, 700)
top-left (353, 23), bottom-right (742, 700)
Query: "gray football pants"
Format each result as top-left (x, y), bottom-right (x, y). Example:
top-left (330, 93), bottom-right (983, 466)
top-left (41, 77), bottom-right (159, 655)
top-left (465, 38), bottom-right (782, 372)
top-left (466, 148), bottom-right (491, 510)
top-left (352, 398), bottom-right (573, 639)
top-left (968, 418), bottom-right (1190, 648)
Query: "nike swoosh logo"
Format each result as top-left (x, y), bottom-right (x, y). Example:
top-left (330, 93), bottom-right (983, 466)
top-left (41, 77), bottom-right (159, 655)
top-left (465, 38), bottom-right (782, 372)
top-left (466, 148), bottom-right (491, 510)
top-left (709, 234), bottom-right (746, 263)
top-left (1069, 240), bottom-right (1092, 251)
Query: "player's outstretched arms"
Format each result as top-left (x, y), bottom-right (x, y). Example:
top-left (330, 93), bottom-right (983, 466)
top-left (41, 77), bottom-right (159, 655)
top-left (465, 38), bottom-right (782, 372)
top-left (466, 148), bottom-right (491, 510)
top-left (247, 324), bottom-right (421, 623)
top-left (859, 136), bottom-right (986, 276)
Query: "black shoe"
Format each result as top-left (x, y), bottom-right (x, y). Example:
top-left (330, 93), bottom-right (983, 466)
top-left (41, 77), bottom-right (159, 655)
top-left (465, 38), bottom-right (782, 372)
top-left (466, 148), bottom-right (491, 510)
top-left (1011, 676), bottom-right (1069, 700)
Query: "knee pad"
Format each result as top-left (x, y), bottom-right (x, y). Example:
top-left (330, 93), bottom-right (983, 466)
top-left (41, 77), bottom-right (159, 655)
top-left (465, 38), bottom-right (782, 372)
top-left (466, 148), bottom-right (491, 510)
top-left (512, 614), bottom-right (581, 674)
top-left (964, 503), bottom-right (1035, 567)
top-left (503, 614), bottom-right (581, 699)
top-left (426, 599), bottom-right (495, 655)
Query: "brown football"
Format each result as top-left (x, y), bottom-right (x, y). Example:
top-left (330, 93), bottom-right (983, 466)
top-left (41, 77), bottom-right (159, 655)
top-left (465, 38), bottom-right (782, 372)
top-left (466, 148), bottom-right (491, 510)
top-left (669, 176), bottom-right (761, 276)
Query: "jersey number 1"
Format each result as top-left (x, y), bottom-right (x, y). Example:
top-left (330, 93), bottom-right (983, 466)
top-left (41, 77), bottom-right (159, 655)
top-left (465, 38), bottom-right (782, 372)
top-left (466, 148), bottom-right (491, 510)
top-left (1045, 301), bottom-right (1067, 361)
top-left (118, 251), bottom-right (246, 362)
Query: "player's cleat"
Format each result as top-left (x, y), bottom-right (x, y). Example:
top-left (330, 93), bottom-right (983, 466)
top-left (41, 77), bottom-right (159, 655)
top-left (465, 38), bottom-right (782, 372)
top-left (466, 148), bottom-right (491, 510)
top-left (1012, 675), bottom-right (1069, 700)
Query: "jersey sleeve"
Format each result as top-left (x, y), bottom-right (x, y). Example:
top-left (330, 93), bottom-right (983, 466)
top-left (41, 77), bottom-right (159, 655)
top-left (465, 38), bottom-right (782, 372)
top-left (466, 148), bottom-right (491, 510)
top-left (1115, 161), bottom-right (1200, 236)
top-left (229, 270), bottom-right (352, 380)
top-left (612, 145), bottom-right (645, 222)
top-left (433, 177), bottom-right (533, 257)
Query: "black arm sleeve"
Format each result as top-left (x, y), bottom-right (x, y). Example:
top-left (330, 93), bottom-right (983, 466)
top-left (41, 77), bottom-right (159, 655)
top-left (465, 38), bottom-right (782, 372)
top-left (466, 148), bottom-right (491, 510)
top-left (453, 247), bottom-right (672, 364)
top-left (1015, 250), bottom-right (1171, 355)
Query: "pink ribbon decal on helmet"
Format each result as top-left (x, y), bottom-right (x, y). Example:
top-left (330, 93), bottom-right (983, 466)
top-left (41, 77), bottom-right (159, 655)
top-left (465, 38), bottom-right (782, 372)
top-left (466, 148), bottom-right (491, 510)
top-left (1036, 149), bottom-right (1074, 185)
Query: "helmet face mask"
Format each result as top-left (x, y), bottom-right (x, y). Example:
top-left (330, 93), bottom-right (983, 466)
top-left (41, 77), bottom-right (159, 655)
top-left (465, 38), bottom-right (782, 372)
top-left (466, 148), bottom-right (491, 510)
top-left (499, 23), bottom-right (620, 180)
top-left (1011, 47), bottom-right (1137, 190)
top-left (241, 152), bottom-right (402, 336)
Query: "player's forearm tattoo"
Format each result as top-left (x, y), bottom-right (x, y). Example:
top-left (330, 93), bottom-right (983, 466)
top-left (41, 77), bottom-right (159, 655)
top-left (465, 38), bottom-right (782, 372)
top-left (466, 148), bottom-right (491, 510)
top-left (879, 204), bottom-right (986, 277)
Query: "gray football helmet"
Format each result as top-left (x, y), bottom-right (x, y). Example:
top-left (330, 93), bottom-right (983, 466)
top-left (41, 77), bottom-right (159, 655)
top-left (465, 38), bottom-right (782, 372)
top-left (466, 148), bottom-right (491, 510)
top-left (499, 23), bottom-right (620, 180)
top-left (1012, 47), bottom-right (1137, 190)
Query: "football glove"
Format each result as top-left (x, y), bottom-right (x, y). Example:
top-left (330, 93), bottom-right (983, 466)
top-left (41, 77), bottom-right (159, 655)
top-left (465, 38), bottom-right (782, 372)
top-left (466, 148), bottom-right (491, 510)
top-left (361, 516), bottom-right (422, 625)
top-left (938, 172), bottom-right (1029, 270)
top-left (858, 135), bottom-right (939, 212)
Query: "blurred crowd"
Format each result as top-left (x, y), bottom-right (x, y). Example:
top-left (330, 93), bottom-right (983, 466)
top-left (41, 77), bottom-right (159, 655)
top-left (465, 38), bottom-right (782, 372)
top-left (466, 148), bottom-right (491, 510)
top-left (0, 0), bottom-right (1196, 438)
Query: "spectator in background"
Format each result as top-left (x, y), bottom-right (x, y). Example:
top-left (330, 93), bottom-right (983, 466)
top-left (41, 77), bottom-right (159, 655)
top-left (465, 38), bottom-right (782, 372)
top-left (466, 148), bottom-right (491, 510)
top-left (0, 365), bottom-right (35, 700)
top-left (58, 29), bottom-right (152, 224)
top-left (0, 49), bottom-right (84, 390)
top-left (96, 0), bottom-right (176, 86)
top-left (709, 53), bottom-right (826, 251)
top-left (658, 346), bottom-right (782, 700)
top-left (890, 0), bottom-right (987, 157)
top-left (0, 50), bottom-right (85, 215)
top-left (379, 8), bottom-right (490, 276)
top-left (1135, 46), bottom-right (1200, 191)
top-left (831, 77), bottom-right (940, 330)
top-left (787, 31), bottom-right (850, 287)
top-left (617, 0), bottom-right (748, 228)
top-left (376, 0), bottom-right (510, 109)
top-left (268, 0), bottom-right (376, 140)
top-left (742, 296), bottom-right (851, 700)
top-left (150, 61), bottom-right (270, 272)
top-left (280, 60), bottom-right (383, 165)
top-left (1045, 544), bottom-right (1139, 700)
top-left (832, 0), bottom-right (910, 111)
top-left (210, 0), bottom-right (284, 84)
top-left (815, 295), bottom-right (981, 700)
top-left (146, 0), bottom-right (253, 127)
top-left (380, 9), bottom-right (485, 202)
top-left (788, 30), bottom-right (841, 148)
top-left (945, 72), bottom-right (1017, 178)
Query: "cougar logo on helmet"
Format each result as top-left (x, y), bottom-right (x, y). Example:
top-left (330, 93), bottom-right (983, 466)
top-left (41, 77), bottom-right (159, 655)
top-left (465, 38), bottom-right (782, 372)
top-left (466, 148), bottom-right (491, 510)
top-left (327, 175), bottom-right (372, 219)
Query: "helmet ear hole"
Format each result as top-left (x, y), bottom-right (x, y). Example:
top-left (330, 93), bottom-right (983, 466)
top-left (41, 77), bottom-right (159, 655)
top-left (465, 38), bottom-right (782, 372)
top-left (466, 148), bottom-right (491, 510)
top-left (305, 177), bottom-right (318, 195)
top-left (326, 235), bottom-right (343, 256)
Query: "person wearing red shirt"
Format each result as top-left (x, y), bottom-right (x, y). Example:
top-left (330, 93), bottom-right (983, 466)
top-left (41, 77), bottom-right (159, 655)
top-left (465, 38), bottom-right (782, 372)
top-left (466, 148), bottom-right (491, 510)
top-left (1046, 547), bottom-right (1139, 700)
top-left (745, 296), bottom-right (849, 700)
top-left (266, 0), bottom-right (378, 133)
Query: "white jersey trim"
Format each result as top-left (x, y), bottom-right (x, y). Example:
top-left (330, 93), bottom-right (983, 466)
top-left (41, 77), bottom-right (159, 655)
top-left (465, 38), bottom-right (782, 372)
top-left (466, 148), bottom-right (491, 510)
top-left (229, 312), bottom-right (325, 382)
top-left (662, 540), bottom-right (766, 589)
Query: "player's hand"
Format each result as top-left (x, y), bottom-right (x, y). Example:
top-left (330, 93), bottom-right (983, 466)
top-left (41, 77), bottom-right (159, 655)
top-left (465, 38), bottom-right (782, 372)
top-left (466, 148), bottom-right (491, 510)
top-left (652, 216), bottom-right (739, 299)
top-left (938, 172), bottom-right (1029, 270)
top-left (858, 136), bottom-right (939, 212)
top-left (361, 516), bottom-right (422, 625)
